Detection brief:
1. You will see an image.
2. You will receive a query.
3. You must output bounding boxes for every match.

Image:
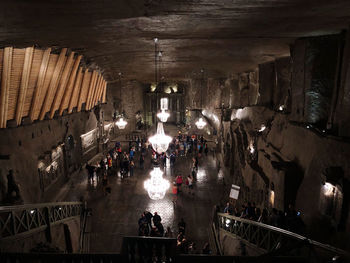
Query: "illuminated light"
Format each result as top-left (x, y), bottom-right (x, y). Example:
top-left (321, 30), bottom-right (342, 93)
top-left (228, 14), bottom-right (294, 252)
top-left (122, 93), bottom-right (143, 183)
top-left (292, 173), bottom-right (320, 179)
top-left (235, 109), bottom-right (243, 119)
top-left (150, 83), bottom-right (157, 92)
top-left (306, 125), bottom-right (310, 129)
top-left (144, 167), bottom-right (170, 200)
top-left (30, 210), bottom-right (35, 214)
top-left (258, 125), bottom-right (266, 132)
top-left (160, 98), bottom-right (169, 110)
top-left (278, 105), bottom-right (284, 111)
top-left (149, 123), bottom-right (172, 154)
top-left (248, 141), bottom-right (255, 154)
top-left (225, 219), bottom-right (231, 227)
top-left (270, 190), bottom-right (275, 207)
top-left (116, 118), bottom-right (127, 129)
top-left (172, 84), bottom-right (178, 93)
top-left (195, 118), bottom-right (207, 129)
top-left (154, 37), bottom-right (158, 43)
top-left (157, 110), bottom-right (170, 122)
top-left (324, 182), bottom-right (334, 196)
top-left (207, 131), bottom-right (211, 135)
top-left (322, 130), bottom-right (326, 133)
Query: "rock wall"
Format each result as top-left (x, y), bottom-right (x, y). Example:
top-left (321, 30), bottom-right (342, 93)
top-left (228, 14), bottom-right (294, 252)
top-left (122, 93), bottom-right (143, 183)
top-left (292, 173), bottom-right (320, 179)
top-left (0, 110), bottom-right (99, 204)
top-left (184, 32), bottom-right (350, 249)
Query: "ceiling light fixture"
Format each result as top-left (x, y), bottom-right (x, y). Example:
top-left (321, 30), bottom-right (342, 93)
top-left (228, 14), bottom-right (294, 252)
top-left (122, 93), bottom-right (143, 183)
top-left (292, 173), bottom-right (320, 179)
top-left (149, 123), bottom-right (172, 154)
top-left (144, 167), bottom-right (170, 200)
top-left (116, 72), bottom-right (127, 129)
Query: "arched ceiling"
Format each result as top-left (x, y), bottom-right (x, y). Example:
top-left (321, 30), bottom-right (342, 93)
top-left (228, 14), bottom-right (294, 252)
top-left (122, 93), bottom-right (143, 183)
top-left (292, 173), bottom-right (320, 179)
top-left (1, 0), bottom-right (350, 82)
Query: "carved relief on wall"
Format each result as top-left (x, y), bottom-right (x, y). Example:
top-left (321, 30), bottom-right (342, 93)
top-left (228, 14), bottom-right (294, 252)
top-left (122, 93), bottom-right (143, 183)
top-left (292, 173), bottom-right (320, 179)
top-left (37, 145), bottom-right (64, 192)
top-left (80, 128), bottom-right (98, 154)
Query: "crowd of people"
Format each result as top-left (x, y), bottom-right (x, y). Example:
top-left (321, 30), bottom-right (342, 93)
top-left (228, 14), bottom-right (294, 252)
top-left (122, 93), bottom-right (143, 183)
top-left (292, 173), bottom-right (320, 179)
top-left (223, 202), bottom-right (305, 234)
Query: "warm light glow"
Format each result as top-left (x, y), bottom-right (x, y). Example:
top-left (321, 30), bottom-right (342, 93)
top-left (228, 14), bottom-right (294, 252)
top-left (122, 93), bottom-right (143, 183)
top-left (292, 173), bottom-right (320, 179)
top-left (195, 117), bottom-right (207, 129)
top-left (248, 141), bottom-right (255, 154)
top-left (270, 190), bottom-right (275, 207)
top-left (258, 125), bottom-right (266, 132)
top-left (150, 83), bottom-right (156, 92)
top-left (324, 182), bottom-right (334, 196)
top-left (116, 118), bottom-right (127, 129)
top-left (157, 110), bottom-right (170, 122)
top-left (160, 98), bottom-right (169, 110)
top-left (149, 123), bottom-right (172, 154)
top-left (144, 167), bottom-right (170, 200)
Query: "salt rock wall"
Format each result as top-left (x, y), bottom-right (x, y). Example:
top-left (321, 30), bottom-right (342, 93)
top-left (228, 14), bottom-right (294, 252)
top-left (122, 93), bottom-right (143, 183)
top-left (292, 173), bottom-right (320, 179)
top-left (103, 80), bottom-right (144, 133)
top-left (215, 32), bottom-right (350, 249)
top-left (0, 110), bottom-right (98, 204)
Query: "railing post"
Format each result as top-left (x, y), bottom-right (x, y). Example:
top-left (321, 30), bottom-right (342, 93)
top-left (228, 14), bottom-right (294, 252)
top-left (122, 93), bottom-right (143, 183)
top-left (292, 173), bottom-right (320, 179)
top-left (44, 206), bottom-right (52, 243)
top-left (11, 211), bottom-right (16, 235)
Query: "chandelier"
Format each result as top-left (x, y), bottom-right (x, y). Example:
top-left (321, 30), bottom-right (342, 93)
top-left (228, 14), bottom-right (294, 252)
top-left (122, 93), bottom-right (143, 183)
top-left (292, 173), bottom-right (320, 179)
top-left (157, 110), bottom-right (170, 122)
top-left (195, 117), bottom-right (206, 129)
top-left (157, 97), bottom-right (170, 122)
top-left (144, 167), bottom-right (170, 200)
top-left (149, 122), bottom-right (172, 154)
top-left (116, 72), bottom-right (127, 129)
top-left (116, 117), bottom-right (127, 129)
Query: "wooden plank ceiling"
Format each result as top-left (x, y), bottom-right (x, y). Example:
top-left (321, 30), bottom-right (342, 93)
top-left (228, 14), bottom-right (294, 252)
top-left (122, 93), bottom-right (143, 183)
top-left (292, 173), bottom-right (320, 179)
top-left (0, 47), bottom-right (107, 128)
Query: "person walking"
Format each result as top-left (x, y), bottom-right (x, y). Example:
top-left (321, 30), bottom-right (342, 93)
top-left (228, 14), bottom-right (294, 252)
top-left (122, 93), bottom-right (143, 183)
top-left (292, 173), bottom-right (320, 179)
top-left (176, 175), bottom-right (183, 193)
top-left (187, 175), bottom-right (194, 195)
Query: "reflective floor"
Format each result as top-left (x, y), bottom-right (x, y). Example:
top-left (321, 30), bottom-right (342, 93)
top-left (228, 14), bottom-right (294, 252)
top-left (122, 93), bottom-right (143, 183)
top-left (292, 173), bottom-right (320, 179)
top-left (60, 148), bottom-right (231, 253)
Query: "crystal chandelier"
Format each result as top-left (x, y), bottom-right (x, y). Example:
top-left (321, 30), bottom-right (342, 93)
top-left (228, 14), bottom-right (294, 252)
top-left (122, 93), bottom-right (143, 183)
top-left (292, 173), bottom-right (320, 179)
top-left (144, 167), bottom-right (170, 200)
top-left (149, 122), bottom-right (172, 154)
top-left (195, 117), bottom-right (206, 129)
top-left (115, 72), bottom-right (127, 129)
top-left (116, 117), bottom-right (127, 129)
top-left (157, 110), bottom-right (170, 122)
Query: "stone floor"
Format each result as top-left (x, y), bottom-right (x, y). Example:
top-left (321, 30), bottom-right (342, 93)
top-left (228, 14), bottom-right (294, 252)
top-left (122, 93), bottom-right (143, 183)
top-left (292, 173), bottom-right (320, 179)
top-left (57, 143), bottom-right (231, 253)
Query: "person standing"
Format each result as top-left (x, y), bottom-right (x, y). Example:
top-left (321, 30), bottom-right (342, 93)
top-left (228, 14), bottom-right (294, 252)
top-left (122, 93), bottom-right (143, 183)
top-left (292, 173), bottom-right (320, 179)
top-left (187, 175), bottom-right (194, 195)
top-left (176, 175), bottom-right (183, 193)
top-left (172, 183), bottom-right (178, 205)
top-left (139, 154), bottom-right (145, 169)
top-left (129, 160), bottom-right (135, 177)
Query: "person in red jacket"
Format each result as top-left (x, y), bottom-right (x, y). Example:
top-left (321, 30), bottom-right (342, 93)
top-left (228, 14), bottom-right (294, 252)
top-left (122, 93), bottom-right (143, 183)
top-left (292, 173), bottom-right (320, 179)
top-left (176, 175), bottom-right (183, 193)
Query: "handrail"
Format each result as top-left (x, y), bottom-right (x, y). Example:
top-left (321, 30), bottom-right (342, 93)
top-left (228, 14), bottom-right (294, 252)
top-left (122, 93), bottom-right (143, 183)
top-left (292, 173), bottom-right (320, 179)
top-left (0, 201), bottom-right (83, 240)
top-left (0, 201), bottom-right (83, 212)
top-left (217, 212), bottom-right (348, 256)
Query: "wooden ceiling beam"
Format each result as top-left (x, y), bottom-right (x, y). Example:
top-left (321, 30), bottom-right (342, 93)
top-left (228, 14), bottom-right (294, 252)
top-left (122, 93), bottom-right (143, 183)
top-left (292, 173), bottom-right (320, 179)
top-left (15, 47), bottom-right (34, 125)
top-left (29, 48), bottom-right (51, 121)
top-left (39, 48), bottom-right (67, 120)
top-left (0, 47), bottom-right (13, 128)
top-left (59, 55), bottom-right (82, 115)
top-left (68, 67), bottom-right (83, 113)
top-left (49, 51), bottom-right (75, 118)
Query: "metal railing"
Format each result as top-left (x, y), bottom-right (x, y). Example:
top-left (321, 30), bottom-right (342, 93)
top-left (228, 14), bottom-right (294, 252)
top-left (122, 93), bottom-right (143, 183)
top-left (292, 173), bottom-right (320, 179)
top-left (217, 212), bottom-right (348, 259)
top-left (0, 201), bottom-right (83, 240)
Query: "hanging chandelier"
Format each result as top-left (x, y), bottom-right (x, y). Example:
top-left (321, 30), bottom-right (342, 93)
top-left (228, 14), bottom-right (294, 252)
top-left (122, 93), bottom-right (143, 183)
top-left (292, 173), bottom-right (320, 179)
top-left (116, 72), bottom-right (127, 129)
top-left (195, 117), bottom-right (207, 129)
top-left (149, 122), bottom-right (172, 154)
top-left (157, 97), bottom-right (170, 122)
top-left (144, 167), bottom-right (170, 200)
top-left (157, 110), bottom-right (170, 122)
top-left (116, 117), bottom-right (127, 129)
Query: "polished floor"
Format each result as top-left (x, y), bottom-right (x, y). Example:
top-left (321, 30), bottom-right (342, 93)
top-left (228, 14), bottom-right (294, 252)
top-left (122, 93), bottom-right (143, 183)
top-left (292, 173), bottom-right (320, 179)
top-left (59, 147), bottom-right (230, 253)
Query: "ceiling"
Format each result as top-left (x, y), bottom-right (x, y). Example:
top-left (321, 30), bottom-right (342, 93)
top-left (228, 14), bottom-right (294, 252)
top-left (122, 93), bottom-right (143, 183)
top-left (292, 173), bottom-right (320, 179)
top-left (1, 0), bottom-right (350, 82)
